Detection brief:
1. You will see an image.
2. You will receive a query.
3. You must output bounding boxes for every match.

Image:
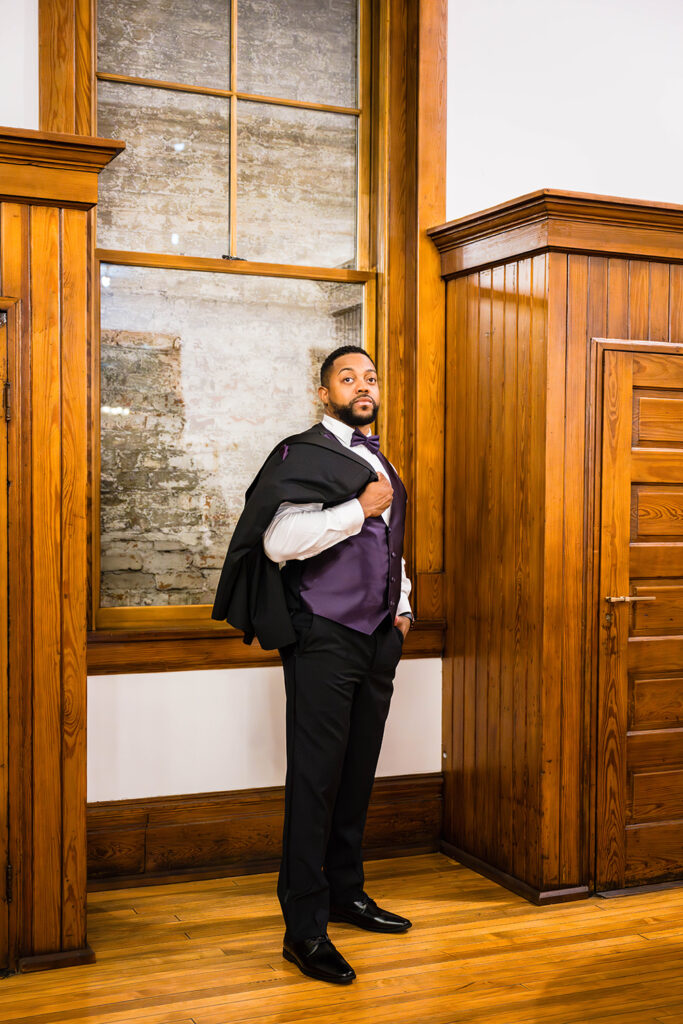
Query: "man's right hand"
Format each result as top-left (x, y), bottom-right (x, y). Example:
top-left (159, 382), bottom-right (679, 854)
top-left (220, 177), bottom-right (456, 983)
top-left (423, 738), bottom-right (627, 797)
top-left (358, 473), bottom-right (393, 518)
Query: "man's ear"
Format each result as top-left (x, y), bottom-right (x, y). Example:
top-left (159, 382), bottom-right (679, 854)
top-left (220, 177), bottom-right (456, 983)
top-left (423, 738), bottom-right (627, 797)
top-left (318, 384), bottom-right (329, 406)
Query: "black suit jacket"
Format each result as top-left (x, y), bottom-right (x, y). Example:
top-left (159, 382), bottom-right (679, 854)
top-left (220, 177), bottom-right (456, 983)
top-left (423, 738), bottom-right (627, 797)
top-left (211, 421), bottom-right (378, 650)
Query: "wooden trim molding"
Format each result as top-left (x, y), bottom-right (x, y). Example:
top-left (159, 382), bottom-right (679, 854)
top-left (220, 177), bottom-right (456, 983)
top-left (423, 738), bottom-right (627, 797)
top-left (0, 125), bottom-right (124, 208)
top-left (87, 773), bottom-right (444, 888)
top-left (440, 842), bottom-right (590, 906)
top-left (429, 188), bottom-right (683, 278)
top-left (86, 620), bottom-right (445, 674)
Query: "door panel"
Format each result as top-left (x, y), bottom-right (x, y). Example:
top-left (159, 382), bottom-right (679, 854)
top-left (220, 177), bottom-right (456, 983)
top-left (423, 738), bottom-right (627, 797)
top-left (632, 487), bottom-right (683, 539)
top-left (597, 347), bottom-right (683, 889)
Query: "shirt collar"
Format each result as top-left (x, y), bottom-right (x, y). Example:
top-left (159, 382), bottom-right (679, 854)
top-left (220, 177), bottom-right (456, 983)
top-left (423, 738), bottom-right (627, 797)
top-left (321, 413), bottom-right (357, 448)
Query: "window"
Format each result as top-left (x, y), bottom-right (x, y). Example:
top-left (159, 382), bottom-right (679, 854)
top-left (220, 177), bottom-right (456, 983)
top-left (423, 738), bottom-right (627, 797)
top-left (94, 0), bottom-right (374, 629)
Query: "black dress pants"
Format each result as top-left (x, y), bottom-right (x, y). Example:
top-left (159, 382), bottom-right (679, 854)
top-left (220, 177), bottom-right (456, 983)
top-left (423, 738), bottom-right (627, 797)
top-left (277, 609), bottom-right (404, 940)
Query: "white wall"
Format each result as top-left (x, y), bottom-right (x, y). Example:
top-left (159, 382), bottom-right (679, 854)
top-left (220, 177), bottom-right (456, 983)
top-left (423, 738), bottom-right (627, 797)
top-left (87, 659), bottom-right (443, 801)
top-left (446, 0), bottom-right (683, 220)
top-left (3, 0), bottom-right (39, 130)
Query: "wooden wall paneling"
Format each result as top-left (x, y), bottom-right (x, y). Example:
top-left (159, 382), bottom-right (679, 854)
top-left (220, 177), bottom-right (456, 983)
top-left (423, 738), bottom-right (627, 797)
top-left (607, 259), bottom-right (629, 339)
top-left (558, 253), bottom-right (585, 886)
top-left (2, 206), bottom-right (34, 967)
top-left (541, 251), bottom-right (567, 891)
top-left (526, 253), bottom-right (547, 890)
top-left (60, 207), bottom-right (89, 949)
top-left (462, 272), bottom-right (479, 854)
top-left (415, 0), bottom-right (446, 591)
top-left (0, 304), bottom-right (9, 967)
top-left (513, 257), bottom-right (532, 883)
top-left (39, 0), bottom-right (96, 136)
top-left (30, 204), bottom-right (63, 954)
top-left (628, 260), bottom-right (649, 339)
top-left (87, 774), bottom-right (444, 888)
top-left (474, 268), bottom-right (491, 864)
top-left (488, 264), bottom-right (505, 871)
top-left (74, 0), bottom-right (96, 136)
top-left (441, 278), bottom-right (463, 843)
top-left (649, 263), bottom-right (670, 342)
top-left (0, 133), bottom-right (121, 970)
top-left (583, 257), bottom-right (607, 887)
top-left (39, 0), bottom-right (76, 134)
top-left (671, 264), bottom-right (683, 342)
top-left (499, 261), bottom-right (518, 873)
top-left (431, 190), bottom-right (683, 902)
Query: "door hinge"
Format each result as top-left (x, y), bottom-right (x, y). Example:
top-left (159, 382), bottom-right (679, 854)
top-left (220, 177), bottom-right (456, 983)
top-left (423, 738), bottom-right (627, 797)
top-left (0, 311), bottom-right (6, 327)
top-left (3, 381), bottom-right (9, 422)
top-left (5, 863), bottom-right (12, 904)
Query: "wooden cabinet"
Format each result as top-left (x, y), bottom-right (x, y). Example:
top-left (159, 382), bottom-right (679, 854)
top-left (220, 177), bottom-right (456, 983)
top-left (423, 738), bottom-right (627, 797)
top-left (0, 127), bottom-right (122, 971)
top-left (429, 189), bottom-right (683, 901)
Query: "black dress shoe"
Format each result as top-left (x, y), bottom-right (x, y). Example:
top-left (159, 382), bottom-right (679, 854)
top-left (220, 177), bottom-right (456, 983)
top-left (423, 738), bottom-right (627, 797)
top-left (329, 894), bottom-right (412, 933)
top-left (282, 932), bottom-right (356, 984)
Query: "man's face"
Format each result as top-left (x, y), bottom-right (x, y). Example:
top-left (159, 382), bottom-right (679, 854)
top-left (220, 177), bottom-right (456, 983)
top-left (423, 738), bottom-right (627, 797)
top-left (318, 352), bottom-right (380, 427)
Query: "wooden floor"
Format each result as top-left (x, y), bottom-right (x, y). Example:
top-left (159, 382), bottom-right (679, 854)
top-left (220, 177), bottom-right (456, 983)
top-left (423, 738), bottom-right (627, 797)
top-left (3, 853), bottom-right (683, 1024)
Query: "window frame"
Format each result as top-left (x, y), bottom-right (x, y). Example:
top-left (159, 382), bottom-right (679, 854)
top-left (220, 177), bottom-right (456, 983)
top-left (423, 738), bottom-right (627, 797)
top-left (38, 0), bottom-right (448, 670)
top-left (93, 0), bottom-right (375, 633)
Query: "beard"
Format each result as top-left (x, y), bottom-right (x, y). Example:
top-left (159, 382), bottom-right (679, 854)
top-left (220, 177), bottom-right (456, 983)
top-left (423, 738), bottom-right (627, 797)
top-left (328, 395), bottom-right (379, 427)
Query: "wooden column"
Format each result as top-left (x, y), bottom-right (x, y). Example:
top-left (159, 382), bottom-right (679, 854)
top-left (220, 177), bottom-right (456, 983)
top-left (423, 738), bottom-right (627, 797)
top-left (0, 127), bottom-right (122, 971)
top-left (429, 189), bottom-right (683, 903)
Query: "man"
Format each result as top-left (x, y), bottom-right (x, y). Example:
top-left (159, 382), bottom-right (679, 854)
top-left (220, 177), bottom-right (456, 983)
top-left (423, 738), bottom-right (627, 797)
top-left (211, 345), bottom-right (414, 984)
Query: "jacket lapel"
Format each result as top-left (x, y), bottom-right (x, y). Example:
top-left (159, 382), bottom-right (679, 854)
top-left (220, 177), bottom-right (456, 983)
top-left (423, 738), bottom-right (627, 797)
top-left (297, 421), bottom-right (379, 477)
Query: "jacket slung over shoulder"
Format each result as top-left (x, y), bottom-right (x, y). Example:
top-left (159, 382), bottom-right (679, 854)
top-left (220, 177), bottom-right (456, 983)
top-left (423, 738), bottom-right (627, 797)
top-left (211, 422), bottom-right (377, 650)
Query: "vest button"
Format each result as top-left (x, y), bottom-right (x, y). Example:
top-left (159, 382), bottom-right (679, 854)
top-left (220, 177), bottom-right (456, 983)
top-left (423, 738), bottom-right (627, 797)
top-left (391, 576), bottom-right (396, 583)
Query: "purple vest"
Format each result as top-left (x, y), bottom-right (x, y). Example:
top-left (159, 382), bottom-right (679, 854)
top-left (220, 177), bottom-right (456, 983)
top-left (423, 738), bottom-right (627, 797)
top-left (298, 452), bottom-right (407, 634)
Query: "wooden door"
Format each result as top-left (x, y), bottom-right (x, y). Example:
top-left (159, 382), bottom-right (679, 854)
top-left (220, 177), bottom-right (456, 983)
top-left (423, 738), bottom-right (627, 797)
top-left (597, 346), bottom-right (683, 889)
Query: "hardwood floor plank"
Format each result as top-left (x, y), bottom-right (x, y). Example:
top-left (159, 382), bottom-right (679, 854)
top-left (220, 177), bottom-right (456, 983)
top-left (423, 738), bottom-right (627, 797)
top-left (1, 854), bottom-right (681, 1024)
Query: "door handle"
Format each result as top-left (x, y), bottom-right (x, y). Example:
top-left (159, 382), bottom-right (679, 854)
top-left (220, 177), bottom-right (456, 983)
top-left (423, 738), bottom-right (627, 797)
top-left (604, 595), bottom-right (656, 603)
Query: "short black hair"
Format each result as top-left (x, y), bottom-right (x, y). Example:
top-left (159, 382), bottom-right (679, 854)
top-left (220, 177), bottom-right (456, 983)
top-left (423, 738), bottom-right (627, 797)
top-left (320, 345), bottom-right (377, 388)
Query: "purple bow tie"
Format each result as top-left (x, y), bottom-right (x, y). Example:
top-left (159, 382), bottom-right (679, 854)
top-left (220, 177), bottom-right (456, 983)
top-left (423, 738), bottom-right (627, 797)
top-left (350, 427), bottom-right (381, 455)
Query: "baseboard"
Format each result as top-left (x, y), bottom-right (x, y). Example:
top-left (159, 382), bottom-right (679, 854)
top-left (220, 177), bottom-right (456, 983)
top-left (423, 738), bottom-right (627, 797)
top-left (439, 840), bottom-right (591, 905)
top-left (18, 945), bottom-right (96, 973)
top-left (87, 772), bottom-right (443, 890)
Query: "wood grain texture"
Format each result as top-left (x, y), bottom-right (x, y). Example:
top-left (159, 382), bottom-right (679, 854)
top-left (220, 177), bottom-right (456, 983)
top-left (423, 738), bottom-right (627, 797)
top-left (39, 0), bottom-right (76, 134)
top-left (2, 205), bottom-right (35, 968)
top-left (60, 207), bottom-right (88, 949)
top-left (541, 250), bottom-right (567, 889)
top-left (87, 774), bottom-right (443, 887)
top-left (30, 203), bottom-right (63, 954)
top-left (435, 193), bottom-right (683, 899)
top-left (5, 852), bottom-right (683, 1021)
top-left (0, 135), bottom-right (119, 969)
top-left (86, 621), bottom-right (444, 674)
top-left (415, 0), bottom-right (447, 579)
top-left (595, 351), bottom-right (633, 889)
top-left (0, 300), bottom-right (9, 968)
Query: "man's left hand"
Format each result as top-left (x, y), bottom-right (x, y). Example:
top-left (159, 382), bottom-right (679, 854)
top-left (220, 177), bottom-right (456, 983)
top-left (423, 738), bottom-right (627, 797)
top-left (394, 615), bottom-right (411, 640)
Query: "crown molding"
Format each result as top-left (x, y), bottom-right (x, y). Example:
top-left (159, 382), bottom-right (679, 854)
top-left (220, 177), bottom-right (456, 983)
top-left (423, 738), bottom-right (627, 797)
top-left (0, 125), bottom-right (124, 208)
top-left (428, 188), bottom-right (683, 278)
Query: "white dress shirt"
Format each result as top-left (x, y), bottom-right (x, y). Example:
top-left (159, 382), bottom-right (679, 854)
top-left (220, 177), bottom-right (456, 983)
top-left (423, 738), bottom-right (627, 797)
top-left (262, 413), bottom-right (413, 618)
